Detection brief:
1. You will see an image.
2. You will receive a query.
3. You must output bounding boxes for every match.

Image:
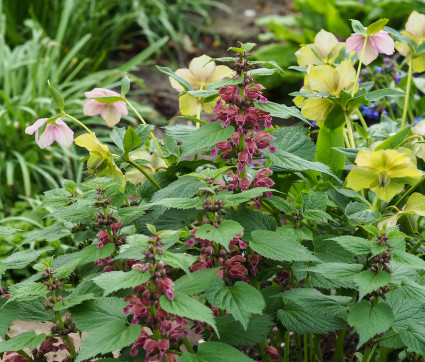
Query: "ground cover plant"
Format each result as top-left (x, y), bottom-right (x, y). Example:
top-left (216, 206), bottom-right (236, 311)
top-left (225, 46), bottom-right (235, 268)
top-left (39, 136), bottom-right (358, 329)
top-left (2, 13), bottom-right (425, 362)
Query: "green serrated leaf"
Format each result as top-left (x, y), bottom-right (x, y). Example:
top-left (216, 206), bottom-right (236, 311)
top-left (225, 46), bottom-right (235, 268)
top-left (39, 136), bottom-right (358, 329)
top-left (180, 341), bottom-right (254, 362)
top-left (181, 122), bottom-right (235, 158)
top-left (255, 102), bottom-right (310, 124)
top-left (0, 331), bottom-right (46, 353)
top-left (347, 301), bottom-right (393, 346)
top-left (214, 314), bottom-right (274, 345)
top-left (2, 249), bottom-right (52, 270)
top-left (174, 268), bottom-right (219, 295)
top-left (157, 251), bottom-right (197, 274)
top-left (195, 220), bottom-right (243, 249)
top-left (328, 235), bottom-right (371, 255)
top-left (93, 270), bottom-right (150, 296)
top-left (53, 294), bottom-right (96, 311)
top-left (354, 270), bottom-right (391, 299)
top-left (160, 292), bottom-right (217, 333)
top-left (206, 280), bottom-right (265, 329)
top-left (251, 230), bottom-right (316, 262)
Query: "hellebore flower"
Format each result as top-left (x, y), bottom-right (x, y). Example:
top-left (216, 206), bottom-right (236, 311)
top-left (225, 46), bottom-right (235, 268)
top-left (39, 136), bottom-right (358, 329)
top-left (395, 11), bottom-right (425, 72)
top-left (25, 118), bottom-right (74, 149)
top-left (296, 29), bottom-right (346, 66)
top-left (346, 149), bottom-right (422, 202)
top-left (84, 88), bottom-right (128, 127)
top-left (293, 60), bottom-right (356, 126)
top-left (74, 133), bottom-right (123, 179)
top-left (169, 55), bottom-right (234, 116)
top-left (346, 30), bottom-right (394, 66)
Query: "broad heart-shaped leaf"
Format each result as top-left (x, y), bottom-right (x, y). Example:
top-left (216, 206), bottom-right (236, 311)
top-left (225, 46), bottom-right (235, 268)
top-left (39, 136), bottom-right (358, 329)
top-left (71, 297), bottom-right (129, 332)
top-left (395, 279), bottom-right (425, 302)
top-left (354, 270), bottom-right (391, 300)
top-left (255, 101), bottom-right (310, 125)
top-left (214, 314), bottom-right (274, 345)
top-left (53, 294), bottom-right (96, 311)
top-left (157, 251), bottom-right (197, 274)
top-left (181, 122), bottom-right (235, 158)
top-left (270, 126), bottom-right (316, 161)
top-left (268, 148), bottom-right (340, 181)
top-left (345, 202), bottom-right (381, 224)
top-left (1, 248), bottom-right (52, 270)
top-left (0, 331), bottom-right (46, 353)
top-left (174, 268), bottom-right (220, 295)
top-left (328, 235), bottom-right (371, 255)
top-left (195, 220), bottom-right (243, 249)
top-left (250, 230), bottom-right (316, 262)
top-left (307, 263), bottom-right (363, 281)
top-left (0, 299), bottom-right (19, 338)
top-left (205, 279), bottom-right (265, 330)
top-left (392, 251), bottom-right (425, 270)
top-left (7, 282), bottom-right (47, 303)
top-left (180, 341), bottom-right (254, 362)
top-left (386, 289), bottom-right (425, 330)
top-left (399, 323), bottom-right (425, 356)
top-left (226, 209), bottom-right (277, 241)
top-left (75, 321), bottom-right (141, 362)
top-left (160, 292), bottom-right (217, 333)
top-left (347, 300), bottom-right (394, 346)
top-left (277, 300), bottom-right (344, 334)
top-left (151, 177), bottom-right (203, 203)
top-left (282, 288), bottom-right (352, 317)
top-left (93, 270), bottom-right (150, 296)
top-left (123, 126), bottom-right (142, 153)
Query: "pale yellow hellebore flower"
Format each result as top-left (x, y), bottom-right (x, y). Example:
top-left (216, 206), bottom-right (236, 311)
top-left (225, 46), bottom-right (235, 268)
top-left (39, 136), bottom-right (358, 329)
top-left (295, 30), bottom-right (345, 66)
top-left (293, 60), bottom-right (356, 126)
top-left (395, 11), bottom-right (425, 72)
top-left (407, 120), bottom-right (425, 161)
top-left (169, 55), bottom-right (235, 116)
top-left (346, 149), bottom-right (422, 202)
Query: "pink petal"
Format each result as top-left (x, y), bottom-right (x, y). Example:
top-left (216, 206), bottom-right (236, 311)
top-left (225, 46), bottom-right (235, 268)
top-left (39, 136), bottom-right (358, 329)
top-left (361, 38), bottom-right (379, 65)
top-left (53, 119), bottom-right (74, 148)
top-left (25, 118), bottom-right (48, 135)
top-left (37, 124), bottom-right (56, 148)
top-left (370, 31), bottom-right (395, 55)
top-left (100, 104), bottom-right (122, 127)
top-left (346, 33), bottom-right (365, 53)
top-left (83, 99), bottom-right (102, 116)
top-left (114, 101), bottom-right (128, 115)
top-left (84, 88), bottom-right (120, 99)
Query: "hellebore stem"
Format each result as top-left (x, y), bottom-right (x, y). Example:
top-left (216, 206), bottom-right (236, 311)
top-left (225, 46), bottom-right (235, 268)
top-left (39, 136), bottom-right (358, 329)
top-left (344, 112), bottom-right (356, 148)
top-left (352, 35), bottom-right (369, 97)
top-left (124, 156), bottom-right (162, 190)
top-left (65, 113), bottom-right (92, 135)
top-left (124, 98), bottom-right (165, 159)
top-left (355, 108), bottom-right (368, 129)
top-left (401, 57), bottom-right (413, 129)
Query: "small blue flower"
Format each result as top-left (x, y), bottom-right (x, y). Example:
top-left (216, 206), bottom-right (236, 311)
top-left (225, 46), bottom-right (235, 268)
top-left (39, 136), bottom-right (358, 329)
top-left (413, 117), bottom-right (423, 126)
top-left (310, 120), bottom-right (318, 129)
top-left (394, 75), bottom-right (402, 84)
top-left (374, 66), bottom-right (382, 74)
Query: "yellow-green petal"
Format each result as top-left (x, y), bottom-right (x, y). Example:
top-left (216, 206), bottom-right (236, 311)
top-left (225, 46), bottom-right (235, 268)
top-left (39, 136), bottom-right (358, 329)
top-left (301, 97), bottom-right (334, 124)
top-left (308, 65), bottom-right (339, 95)
top-left (346, 166), bottom-right (377, 191)
top-left (179, 94), bottom-right (200, 116)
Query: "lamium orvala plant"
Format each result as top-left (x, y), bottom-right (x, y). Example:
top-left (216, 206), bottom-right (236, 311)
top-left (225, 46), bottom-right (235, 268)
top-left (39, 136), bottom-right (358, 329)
top-left (2, 26), bottom-right (425, 362)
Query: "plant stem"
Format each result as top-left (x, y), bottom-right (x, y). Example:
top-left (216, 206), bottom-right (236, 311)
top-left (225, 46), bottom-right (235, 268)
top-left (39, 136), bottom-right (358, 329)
top-left (294, 333), bottom-right (303, 362)
top-left (304, 334), bottom-right (308, 362)
top-left (355, 108), bottom-right (368, 129)
top-left (394, 175), bottom-right (425, 208)
top-left (182, 337), bottom-right (195, 354)
top-left (352, 36), bottom-right (369, 97)
top-left (401, 57), bottom-right (413, 129)
top-left (124, 156), bottom-right (161, 190)
top-left (239, 133), bottom-right (247, 179)
top-left (314, 334), bottom-right (323, 362)
top-left (124, 98), bottom-right (163, 156)
top-left (343, 128), bottom-right (351, 148)
top-left (65, 113), bottom-right (92, 134)
top-left (52, 299), bottom-right (77, 359)
top-left (332, 329), bottom-right (346, 362)
top-left (345, 112), bottom-right (356, 148)
top-left (379, 346), bottom-right (388, 362)
top-left (284, 330), bottom-right (290, 362)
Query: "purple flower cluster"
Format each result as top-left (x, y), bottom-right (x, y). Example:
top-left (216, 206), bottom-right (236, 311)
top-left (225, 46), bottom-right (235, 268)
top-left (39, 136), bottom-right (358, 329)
top-left (209, 51), bottom-right (275, 196)
top-left (124, 234), bottom-right (187, 361)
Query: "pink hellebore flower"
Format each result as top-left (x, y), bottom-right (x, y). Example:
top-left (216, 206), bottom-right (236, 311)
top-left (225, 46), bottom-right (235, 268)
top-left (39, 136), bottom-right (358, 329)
top-left (346, 31), bottom-right (395, 65)
top-left (84, 88), bottom-right (128, 127)
top-left (25, 118), bottom-right (74, 149)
